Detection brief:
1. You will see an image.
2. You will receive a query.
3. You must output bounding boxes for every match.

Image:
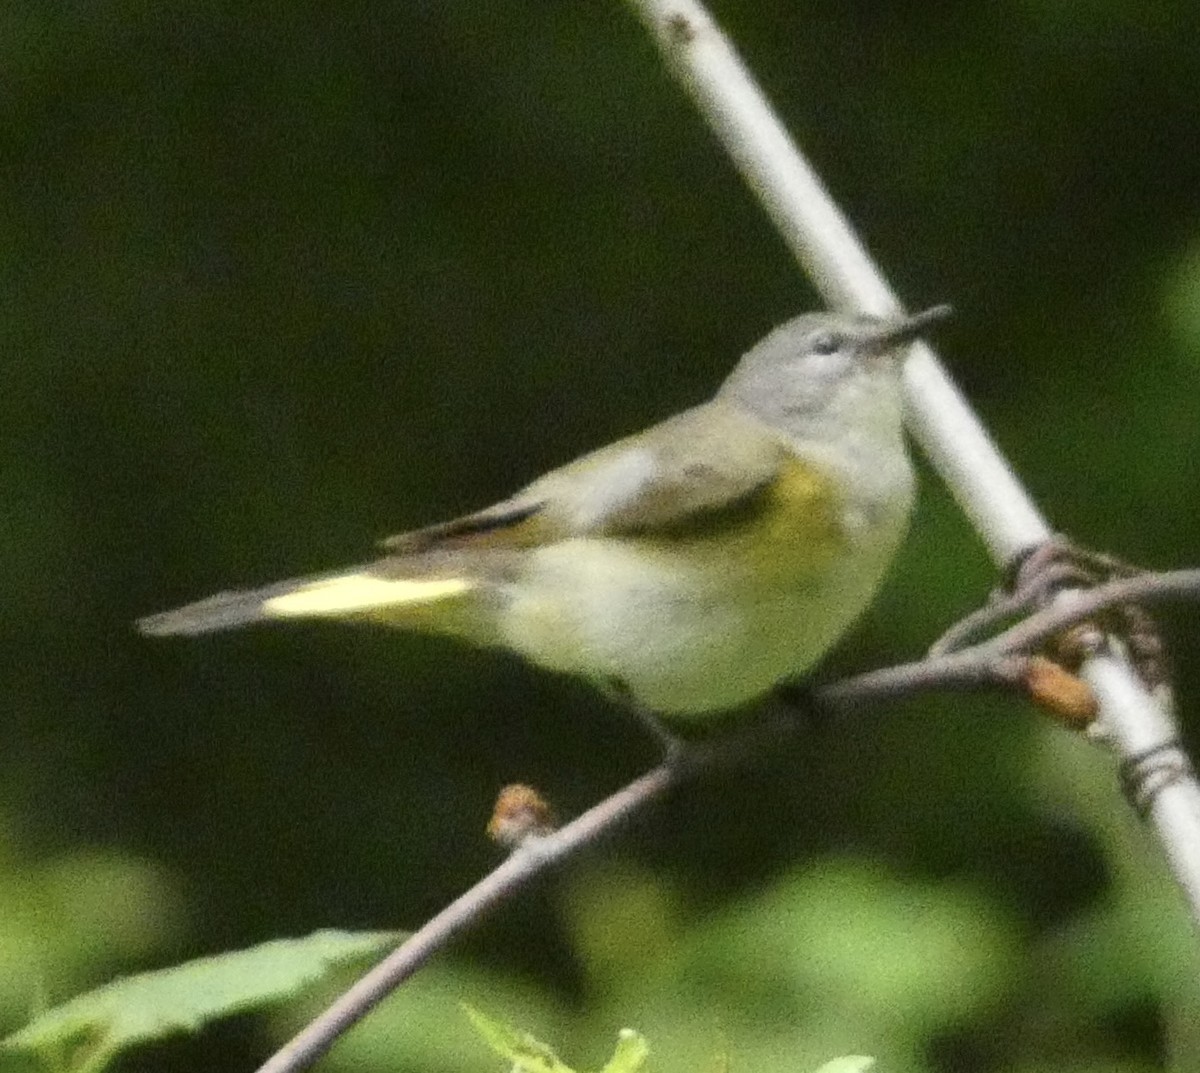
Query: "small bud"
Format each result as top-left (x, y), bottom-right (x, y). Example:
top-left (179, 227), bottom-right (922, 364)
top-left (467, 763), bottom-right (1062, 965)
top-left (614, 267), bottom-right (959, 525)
top-left (487, 784), bottom-right (556, 849)
top-left (1024, 656), bottom-right (1099, 729)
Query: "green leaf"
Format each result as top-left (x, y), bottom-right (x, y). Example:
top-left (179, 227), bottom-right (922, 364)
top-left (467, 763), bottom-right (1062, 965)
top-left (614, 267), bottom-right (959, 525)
top-left (600, 1028), bottom-right (649, 1073)
top-left (2, 929), bottom-right (398, 1073)
top-left (812, 1059), bottom-right (875, 1073)
top-left (465, 1008), bottom-right (650, 1073)
top-left (463, 1005), bottom-right (576, 1073)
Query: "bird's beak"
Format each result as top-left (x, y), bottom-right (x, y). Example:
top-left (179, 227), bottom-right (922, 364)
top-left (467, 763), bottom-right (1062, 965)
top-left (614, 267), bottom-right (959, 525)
top-left (871, 303), bottom-right (954, 351)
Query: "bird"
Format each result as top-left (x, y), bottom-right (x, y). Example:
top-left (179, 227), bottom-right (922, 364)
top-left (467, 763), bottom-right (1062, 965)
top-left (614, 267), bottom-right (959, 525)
top-left (139, 306), bottom-right (950, 726)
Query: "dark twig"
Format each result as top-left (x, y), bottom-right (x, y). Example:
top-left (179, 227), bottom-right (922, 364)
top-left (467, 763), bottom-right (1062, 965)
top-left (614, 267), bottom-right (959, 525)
top-left (255, 766), bottom-right (675, 1073)
top-left (986, 569), bottom-right (1200, 656)
top-left (255, 565), bottom-right (1200, 1073)
top-left (247, 643), bottom-right (1038, 1073)
top-left (928, 588), bottom-right (1041, 656)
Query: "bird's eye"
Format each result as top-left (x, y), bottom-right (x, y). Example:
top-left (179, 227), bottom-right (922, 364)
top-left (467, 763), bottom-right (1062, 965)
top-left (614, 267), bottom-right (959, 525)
top-left (810, 332), bottom-right (842, 355)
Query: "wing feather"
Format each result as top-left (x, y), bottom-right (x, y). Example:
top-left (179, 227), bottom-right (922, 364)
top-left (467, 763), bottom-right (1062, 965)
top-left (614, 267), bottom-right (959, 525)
top-left (528, 403), bottom-right (792, 536)
top-left (376, 402), bottom-right (797, 552)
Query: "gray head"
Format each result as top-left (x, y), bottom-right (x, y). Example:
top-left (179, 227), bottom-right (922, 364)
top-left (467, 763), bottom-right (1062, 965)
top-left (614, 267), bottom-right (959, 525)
top-left (716, 305), bottom-right (951, 435)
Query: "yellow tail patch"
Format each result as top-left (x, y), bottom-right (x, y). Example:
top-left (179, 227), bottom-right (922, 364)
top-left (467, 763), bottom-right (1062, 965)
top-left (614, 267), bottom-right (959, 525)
top-left (262, 573), bottom-right (472, 618)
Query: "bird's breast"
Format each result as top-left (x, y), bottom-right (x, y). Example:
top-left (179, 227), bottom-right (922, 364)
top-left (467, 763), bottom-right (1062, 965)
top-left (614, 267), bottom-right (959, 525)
top-left (497, 471), bottom-right (912, 718)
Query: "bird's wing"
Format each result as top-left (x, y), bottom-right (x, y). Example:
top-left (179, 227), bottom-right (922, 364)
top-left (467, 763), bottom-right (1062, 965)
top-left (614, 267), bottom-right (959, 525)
top-left (138, 405), bottom-right (832, 638)
top-left (379, 403), bottom-right (813, 550)
top-left (377, 494), bottom-right (551, 553)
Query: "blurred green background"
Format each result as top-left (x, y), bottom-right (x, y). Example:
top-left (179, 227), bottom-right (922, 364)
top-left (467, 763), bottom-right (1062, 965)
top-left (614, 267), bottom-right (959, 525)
top-left (3, 1), bottom-right (1200, 1071)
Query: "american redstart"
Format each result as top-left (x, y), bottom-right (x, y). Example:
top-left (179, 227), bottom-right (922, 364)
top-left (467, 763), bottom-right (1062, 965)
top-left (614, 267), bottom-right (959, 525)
top-left (140, 306), bottom-right (950, 723)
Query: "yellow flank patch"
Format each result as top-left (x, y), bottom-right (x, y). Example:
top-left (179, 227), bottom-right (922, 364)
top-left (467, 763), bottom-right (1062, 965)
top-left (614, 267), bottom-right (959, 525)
top-left (768, 458), bottom-right (839, 531)
top-left (697, 456), bottom-right (840, 570)
top-left (262, 573), bottom-right (472, 618)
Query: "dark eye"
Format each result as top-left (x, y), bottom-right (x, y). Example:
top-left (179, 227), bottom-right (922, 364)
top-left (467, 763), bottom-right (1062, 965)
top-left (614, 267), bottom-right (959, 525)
top-left (809, 332), bottom-right (842, 355)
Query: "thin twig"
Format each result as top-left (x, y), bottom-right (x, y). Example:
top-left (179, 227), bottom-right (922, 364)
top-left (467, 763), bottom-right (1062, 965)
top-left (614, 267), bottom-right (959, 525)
top-left (256, 564), bottom-right (1200, 1073)
top-left (623, 0), bottom-right (1200, 925)
top-left (255, 766), bottom-right (675, 1073)
top-left (987, 569), bottom-right (1200, 655)
top-left (830, 570), bottom-right (1200, 709)
top-left (928, 588), bottom-right (1040, 656)
top-left (254, 654), bottom-right (1013, 1073)
top-left (931, 568), bottom-right (1200, 659)
top-left (815, 651), bottom-right (1027, 711)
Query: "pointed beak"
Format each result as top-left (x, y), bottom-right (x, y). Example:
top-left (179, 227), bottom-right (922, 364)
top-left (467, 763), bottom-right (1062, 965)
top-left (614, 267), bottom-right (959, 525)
top-left (871, 303), bottom-right (953, 351)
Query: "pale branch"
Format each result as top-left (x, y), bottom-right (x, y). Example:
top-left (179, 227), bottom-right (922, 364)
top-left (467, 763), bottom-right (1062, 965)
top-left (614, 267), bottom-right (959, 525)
top-left (253, 566), bottom-right (1200, 1073)
top-left (624, 0), bottom-right (1047, 562)
top-left (622, 0), bottom-right (1200, 924)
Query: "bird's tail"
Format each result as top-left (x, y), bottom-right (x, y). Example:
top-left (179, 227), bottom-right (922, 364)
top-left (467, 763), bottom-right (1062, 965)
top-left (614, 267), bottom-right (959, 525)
top-left (137, 565), bottom-right (476, 637)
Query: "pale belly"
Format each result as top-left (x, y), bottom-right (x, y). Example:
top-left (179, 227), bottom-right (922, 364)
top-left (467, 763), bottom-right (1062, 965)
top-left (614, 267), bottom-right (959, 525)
top-left (498, 515), bottom-right (908, 719)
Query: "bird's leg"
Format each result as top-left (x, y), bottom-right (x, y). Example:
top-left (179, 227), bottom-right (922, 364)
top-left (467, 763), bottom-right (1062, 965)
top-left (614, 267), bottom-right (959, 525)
top-left (607, 680), bottom-right (813, 776)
